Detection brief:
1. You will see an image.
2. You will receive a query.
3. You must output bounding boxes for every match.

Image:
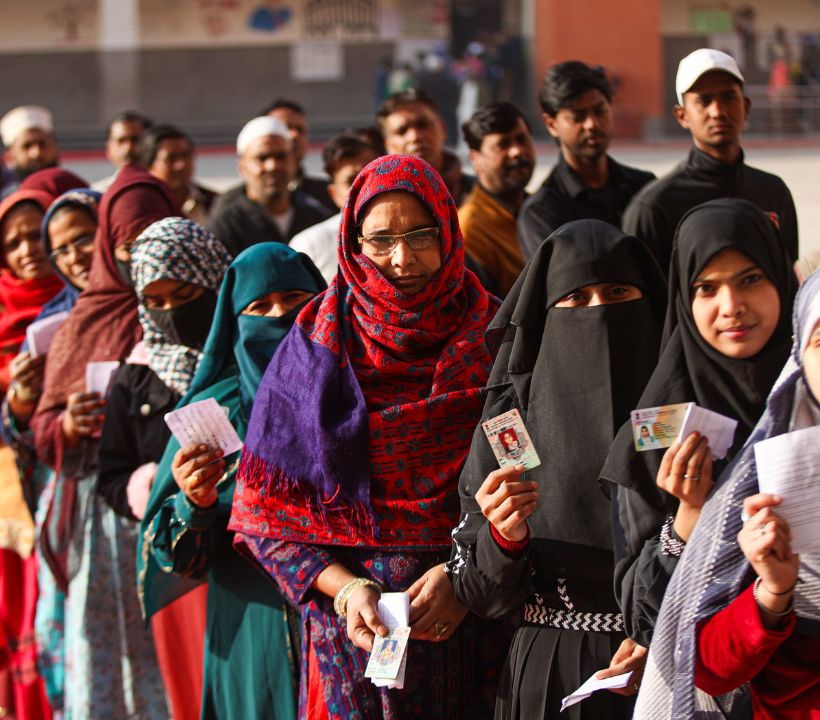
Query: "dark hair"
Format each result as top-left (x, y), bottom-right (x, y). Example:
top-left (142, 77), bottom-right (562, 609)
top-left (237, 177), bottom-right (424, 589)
top-left (376, 88), bottom-right (439, 131)
top-left (322, 131), bottom-right (378, 177)
top-left (461, 102), bottom-right (531, 151)
top-left (138, 124), bottom-right (193, 168)
top-left (352, 125), bottom-right (386, 156)
top-left (260, 97), bottom-right (305, 116)
top-left (538, 61), bottom-right (612, 116)
top-left (108, 110), bottom-right (152, 133)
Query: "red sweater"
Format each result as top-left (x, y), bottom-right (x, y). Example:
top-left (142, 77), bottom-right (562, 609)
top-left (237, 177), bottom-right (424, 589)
top-left (695, 584), bottom-right (820, 719)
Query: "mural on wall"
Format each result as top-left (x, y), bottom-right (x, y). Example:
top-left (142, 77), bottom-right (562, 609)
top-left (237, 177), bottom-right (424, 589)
top-left (303, 0), bottom-right (378, 37)
top-left (140, 0), bottom-right (297, 45)
top-left (0, 1), bottom-right (98, 50)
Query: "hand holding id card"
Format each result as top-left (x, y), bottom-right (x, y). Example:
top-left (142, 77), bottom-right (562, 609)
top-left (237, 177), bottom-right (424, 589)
top-left (482, 409), bottom-right (541, 470)
top-left (630, 402), bottom-right (737, 459)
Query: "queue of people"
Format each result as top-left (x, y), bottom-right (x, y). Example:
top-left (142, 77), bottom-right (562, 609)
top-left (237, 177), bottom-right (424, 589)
top-left (0, 46), bottom-right (818, 720)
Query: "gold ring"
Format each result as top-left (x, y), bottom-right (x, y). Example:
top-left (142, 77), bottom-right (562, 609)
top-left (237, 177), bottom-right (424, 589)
top-left (632, 682), bottom-right (639, 692)
top-left (434, 622), bottom-right (449, 639)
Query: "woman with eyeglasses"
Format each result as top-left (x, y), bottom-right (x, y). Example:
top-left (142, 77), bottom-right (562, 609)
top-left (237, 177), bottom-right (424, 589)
top-left (228, 155), bottom-right (507, 718)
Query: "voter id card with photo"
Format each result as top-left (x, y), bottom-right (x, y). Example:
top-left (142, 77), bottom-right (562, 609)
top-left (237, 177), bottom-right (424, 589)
top-left (482, 409), bottom-right (541, 470)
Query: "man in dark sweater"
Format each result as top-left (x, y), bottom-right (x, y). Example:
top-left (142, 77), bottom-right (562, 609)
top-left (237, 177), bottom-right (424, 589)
top-left (518, 61), bottom-right (655, 260)
top-left (208, 116), bottom-right (332, 258)
top-left (624, 48), bottom-right (799, 271)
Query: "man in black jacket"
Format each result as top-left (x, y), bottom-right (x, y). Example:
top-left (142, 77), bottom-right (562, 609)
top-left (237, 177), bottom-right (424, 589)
top-left (208, 116), bottom-right (332, 258)
top-left (624, 48), bottom-right (799, 271)
top-left (518, 61), bottom-right (654, 260)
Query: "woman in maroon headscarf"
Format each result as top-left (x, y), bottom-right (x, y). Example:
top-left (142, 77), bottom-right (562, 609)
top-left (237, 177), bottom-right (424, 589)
top-left (31, 166), bottom-right (177, 719)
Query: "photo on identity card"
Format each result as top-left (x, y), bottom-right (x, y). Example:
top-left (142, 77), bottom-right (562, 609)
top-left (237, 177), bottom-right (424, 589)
top-left (630, 402), bottom-right (690, 452)
top-left (482, 408), bottom-right (541, 470)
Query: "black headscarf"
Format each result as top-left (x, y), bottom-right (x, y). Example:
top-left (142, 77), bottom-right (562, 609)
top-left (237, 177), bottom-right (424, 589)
top-left (601, 197), bottom-right (798, 511)
top-left (600, 198), bottom-right (797, 645)
top-left (460, 219), bottom-right (667, 580)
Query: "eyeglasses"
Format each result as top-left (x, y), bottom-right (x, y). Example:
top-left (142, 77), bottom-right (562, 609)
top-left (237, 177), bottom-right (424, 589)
top-left (49, 234), bottom-right (94, 262)
top-left (357, 227), bottom-right (440, 257)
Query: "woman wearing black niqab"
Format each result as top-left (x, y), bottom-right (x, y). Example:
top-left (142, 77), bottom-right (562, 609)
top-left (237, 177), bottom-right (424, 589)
top-left (600, 198), bottom-right (798, 651)
top-left (448, 219), bottom-right (667, 719)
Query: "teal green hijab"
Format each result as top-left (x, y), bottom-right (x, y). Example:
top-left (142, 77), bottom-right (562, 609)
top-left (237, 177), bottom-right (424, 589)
top-left (138, 243), bottom-right (326, 619)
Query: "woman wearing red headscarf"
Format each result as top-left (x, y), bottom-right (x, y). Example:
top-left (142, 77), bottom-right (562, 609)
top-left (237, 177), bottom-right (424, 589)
top-left (230, 155), bottom-right (506, 718)
top-left (31, 166), bottom-right (177, 719)
top-left (0, 188), bottom-right (63, 720)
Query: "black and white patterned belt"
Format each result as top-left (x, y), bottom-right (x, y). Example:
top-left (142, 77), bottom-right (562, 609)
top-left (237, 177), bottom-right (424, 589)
top-left (522, 580), bottom-right (624, 634)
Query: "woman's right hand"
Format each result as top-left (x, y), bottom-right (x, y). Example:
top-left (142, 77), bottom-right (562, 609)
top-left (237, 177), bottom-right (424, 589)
top-left (171, 443), bottom-right (225, 508)
top-left (61, 391), bottom-right (106, 447)
top-left (346, 585), bottom-right (388, 652)
top-left (475, 464), bottom-right (537, 542)
top-left (738, 494), bottom-right (799, 594)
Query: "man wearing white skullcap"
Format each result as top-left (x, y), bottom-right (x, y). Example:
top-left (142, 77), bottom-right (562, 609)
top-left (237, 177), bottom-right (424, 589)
top-left (622, 48), bottom-right (798, 270)
top-left (208, 115), bottom-right (331, 257)
top-left (1, 105), bottom-right (60, 198)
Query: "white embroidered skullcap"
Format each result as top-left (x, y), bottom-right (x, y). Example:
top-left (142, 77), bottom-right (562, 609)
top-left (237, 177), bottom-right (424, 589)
top-left (236, 116), bottom-right (291, 156)
top-left (0, 105), bottom-right (54, 147)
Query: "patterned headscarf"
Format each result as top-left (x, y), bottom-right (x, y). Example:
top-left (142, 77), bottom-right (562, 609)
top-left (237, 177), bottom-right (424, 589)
top-left (229, 154), bottom-right (500, 549)
top-left (635, 269), bottom-right (820, 719)
top-left (131, 217), bottom-right (231, 395)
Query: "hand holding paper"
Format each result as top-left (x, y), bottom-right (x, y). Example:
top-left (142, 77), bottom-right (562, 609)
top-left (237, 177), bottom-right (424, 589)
top-left (164, 398), bottom-right (243, 456)
top-left (631, 402), bottom-right (736, 459)
top-left (754, 425), bottom-right (820, 554)
top-left (561, 671), bottom-right (633, 712)
top-left (26, 311), bottom-right (69, 357)
top-left (366, 592), bottom-right (410, 690)
top-left (85, 361), bottom-right (120, 398)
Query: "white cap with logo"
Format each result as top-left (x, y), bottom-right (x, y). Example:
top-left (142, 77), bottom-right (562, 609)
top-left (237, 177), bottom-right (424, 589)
top-left (675, 49), bottom-right (744, 105)
top-left (236, 116), bottom-right (291, 156)
top-left (0, 105), bottom-right (54, 148)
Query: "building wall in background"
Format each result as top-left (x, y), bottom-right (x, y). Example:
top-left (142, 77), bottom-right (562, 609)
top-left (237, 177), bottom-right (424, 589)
top-left (530, 0), bottom-right (664, 138)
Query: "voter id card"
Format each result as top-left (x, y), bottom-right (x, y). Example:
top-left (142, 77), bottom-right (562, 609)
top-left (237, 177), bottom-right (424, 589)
top-left (482, 409), bottom-right (541, 470)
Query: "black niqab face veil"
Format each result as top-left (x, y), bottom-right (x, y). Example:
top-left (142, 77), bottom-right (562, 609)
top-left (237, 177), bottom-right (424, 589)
top-left (472, 220), bottom-right (667, 573)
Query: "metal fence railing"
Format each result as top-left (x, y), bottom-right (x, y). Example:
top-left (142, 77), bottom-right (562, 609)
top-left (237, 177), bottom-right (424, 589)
top-left (744, 83), bottom-right (820, 136)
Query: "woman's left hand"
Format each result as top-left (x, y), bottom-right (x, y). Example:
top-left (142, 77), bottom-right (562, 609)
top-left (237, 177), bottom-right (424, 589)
top-left (595, 637), bottom-right (647, 696)
top-left (407, 563), bottom-right (468, 642)
top-left (9, 351), bottom-right (46, 401)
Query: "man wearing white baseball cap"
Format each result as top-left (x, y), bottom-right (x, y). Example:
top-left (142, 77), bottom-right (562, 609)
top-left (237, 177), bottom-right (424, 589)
top-left (208, 115), bottom-right (331, 257)
top-left (1, 105), bottom-right (60, 198)
top-left (623, 48), bottom-right (798, 270)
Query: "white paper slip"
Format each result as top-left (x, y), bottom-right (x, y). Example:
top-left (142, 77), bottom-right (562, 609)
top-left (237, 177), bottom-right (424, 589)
top-left (372, 592), bottom-right (410, 689)
top-left (678, 404), bottom-right (738, 460)
top-left (754, 425), bottom-right (820, 554)
top-left (164, 398), bottom-right (243, 456)
top-left (26, 311), bottom-right (69, 357)
top-left (561, 671), bottom-right (633, 712)
top-left (85, 361), bottom-right (120, 398)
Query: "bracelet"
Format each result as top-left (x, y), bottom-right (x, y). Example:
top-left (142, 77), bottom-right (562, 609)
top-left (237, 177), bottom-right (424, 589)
top-left (660, 515), bottom-right (685, 558)
top-left (333, 577), bottom-right (382, 618)
top-left (752, 576), bottom-right (794, 616)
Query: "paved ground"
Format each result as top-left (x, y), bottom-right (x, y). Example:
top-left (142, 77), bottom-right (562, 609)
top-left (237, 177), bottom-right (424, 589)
top-left (63, 141), bottom-right (820, 256)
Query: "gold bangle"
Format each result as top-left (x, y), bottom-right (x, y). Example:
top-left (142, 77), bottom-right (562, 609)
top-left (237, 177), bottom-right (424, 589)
top-left (333, 577), bottom-right (382, 618)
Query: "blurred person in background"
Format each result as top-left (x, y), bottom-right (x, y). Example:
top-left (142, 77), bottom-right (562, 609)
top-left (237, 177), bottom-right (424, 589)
top-left (290, 130), bottom-right (380, 283)
top-left (140, 124), bottom-right (218, 227)
top-left (518, 62), bottom-right (654, 261)
top-left (459, 101), bottom-right (535, 296)
top-left (209, 116), bottom-right (331, 258)
top-left (1, 106), bottom-right (60, 199)
top-left (377, 88), bottom-right (474, 205)
top-left (93, 111), bottom-right (153, 193)
top-left (263, 97), bottom-right (335, 211)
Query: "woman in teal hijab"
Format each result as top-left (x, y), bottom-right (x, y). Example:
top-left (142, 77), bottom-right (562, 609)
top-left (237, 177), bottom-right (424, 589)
top-left (138, 243), bottom-right (326, 720)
